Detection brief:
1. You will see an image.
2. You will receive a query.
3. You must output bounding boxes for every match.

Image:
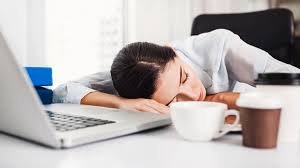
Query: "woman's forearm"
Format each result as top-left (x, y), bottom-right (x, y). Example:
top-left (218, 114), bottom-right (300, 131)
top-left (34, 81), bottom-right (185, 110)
top-left (80, 91), bottom-right (122, 108)
top-left (80, 91), bottom-right (170, 114)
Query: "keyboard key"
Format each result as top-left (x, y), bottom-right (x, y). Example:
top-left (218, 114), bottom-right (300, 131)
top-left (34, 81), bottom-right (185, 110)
top-left (46, 111), bottom-right (116, 132)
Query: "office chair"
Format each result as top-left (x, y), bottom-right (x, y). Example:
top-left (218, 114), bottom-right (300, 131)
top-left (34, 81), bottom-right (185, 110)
top-left (191, 8), bottom-right (295, 65)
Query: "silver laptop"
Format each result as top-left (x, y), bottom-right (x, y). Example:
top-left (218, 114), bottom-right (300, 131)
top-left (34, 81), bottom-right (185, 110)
top-left (0, 32), bottom-right (171, 148)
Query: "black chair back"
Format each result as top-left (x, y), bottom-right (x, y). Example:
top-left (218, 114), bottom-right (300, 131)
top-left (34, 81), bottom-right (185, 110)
top-left (191, 8), bottom-right (295, 64)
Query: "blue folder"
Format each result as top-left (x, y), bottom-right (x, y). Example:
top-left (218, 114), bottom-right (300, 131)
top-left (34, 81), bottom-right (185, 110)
top-left (24, 67), bottom-right (53, 86)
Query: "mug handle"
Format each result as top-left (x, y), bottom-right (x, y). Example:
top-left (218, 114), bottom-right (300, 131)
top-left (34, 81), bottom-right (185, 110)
top-left (213, 109), bottom-right (240, 139)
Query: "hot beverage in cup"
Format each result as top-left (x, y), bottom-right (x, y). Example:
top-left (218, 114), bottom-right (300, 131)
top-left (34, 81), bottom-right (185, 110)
top-left (236, 92), bottom-right (282, 148)
top-left (170, 101), bottom-right (240, 141)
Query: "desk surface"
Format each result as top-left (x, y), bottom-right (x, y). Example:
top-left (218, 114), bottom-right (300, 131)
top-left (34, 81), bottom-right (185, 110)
top-left (0, 125), bottom-right (300, 168)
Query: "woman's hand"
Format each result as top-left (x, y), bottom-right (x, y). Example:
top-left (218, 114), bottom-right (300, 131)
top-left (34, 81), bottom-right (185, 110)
top-left (117, 98), bottom-right (170, 114)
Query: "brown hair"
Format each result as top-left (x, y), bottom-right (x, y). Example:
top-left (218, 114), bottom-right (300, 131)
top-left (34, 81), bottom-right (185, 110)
top-left (111, 42), bottom-right (176, 99)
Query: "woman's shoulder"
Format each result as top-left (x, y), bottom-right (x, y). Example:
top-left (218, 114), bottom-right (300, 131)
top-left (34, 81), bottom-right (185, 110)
top-left (206, 29), bottom-right (235, 36)
top-left (172, 29), bottom-right (235, 48)
top-left (193, 29), bottom-right (236, 45)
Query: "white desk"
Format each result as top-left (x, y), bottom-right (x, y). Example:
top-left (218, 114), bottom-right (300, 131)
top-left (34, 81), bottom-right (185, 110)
top-left (0, 125), bottom-right (299, 168)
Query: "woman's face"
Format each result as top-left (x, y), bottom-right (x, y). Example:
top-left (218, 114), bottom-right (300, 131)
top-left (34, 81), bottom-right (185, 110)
top-left (152, 56), bottom-right (206, 105)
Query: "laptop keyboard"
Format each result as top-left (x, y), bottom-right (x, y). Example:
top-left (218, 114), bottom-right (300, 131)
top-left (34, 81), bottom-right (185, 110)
top-left (46, 111), bottom-right (116, 132)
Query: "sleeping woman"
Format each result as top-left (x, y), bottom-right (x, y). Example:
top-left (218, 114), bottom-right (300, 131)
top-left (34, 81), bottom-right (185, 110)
top-left (53, 29), bottom-right (300, 115)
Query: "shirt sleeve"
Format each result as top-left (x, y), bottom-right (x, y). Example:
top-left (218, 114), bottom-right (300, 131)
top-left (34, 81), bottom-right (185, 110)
top-left (52, 82), bottom-right (96, 104)
top-left (222, 29), bottom-right (300, 86)
top-left (264, 56), bottom-right (300, 73)
top-left (53, 71), bottom-right (117, 104)
top-left (222, 29), bottom-right (268, 86)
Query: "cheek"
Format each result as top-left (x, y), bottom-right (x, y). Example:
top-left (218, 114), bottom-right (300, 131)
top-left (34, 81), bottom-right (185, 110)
top-left (189, 75), bottom-right (204, 92)
top-left (189, 72), bottom-right (199, 85)
top-left (186, 77), bottom-right (197, 89)
top-left (152, 88), bottom-right (178, 105)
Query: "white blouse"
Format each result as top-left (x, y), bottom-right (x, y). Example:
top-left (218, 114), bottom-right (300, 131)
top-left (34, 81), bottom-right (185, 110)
top-left (53, 29), bottom-right (300, 104)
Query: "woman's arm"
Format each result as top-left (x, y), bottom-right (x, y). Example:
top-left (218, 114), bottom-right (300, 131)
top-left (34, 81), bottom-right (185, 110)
top-left (81, 91), bottom-right (170, 114)
top-left (223, 29), bottom-right (300, 86)
top-left (53, 72), bottom-right (169, 114)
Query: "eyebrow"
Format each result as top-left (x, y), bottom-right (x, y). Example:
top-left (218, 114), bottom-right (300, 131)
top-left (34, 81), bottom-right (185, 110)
top-left (166, 66), bottom-right (182, 106)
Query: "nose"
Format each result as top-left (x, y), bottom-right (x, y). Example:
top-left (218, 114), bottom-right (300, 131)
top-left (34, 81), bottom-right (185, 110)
top-left (177, 85), bottom-right (199, 101)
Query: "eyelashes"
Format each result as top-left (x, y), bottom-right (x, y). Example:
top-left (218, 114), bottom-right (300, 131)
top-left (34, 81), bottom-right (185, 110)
top-left (183, 72), bottom-right (189, 84)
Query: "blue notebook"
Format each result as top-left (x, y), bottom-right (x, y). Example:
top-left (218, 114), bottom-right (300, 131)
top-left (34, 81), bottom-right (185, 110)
top-left (24, 67), bottom-right (53, 104)
top-left (35, 87), bottom-right (53, 105)
top-left (24, 67), bottom-right (53, 86)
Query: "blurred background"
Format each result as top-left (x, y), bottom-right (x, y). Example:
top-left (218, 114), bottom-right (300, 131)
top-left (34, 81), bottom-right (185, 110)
top-left (0, 0), bottom-right (300, 86)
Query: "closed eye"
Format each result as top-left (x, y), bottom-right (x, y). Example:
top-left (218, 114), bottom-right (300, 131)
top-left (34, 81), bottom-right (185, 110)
top-left (182, 71), bottom-right (189, 84)
top-left (167, 68), bottom-right (189, 106)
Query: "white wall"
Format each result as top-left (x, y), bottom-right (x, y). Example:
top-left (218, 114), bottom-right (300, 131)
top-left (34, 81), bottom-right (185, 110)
top-left (0, 0), bottom-right (270, 82)
top-left (46, 0), bottom-right (124, 86)
top-left (0, 0), bottom-right (46, 66)
top-left (0, 0), bottom-right (270, 65)
top-left (0, 0), bottom-right (27, 65)
top-left (194, 0), bottom-right (269, 14)
top-left (127, 0), bottom-right (270, 45)
top-left (0, 0), bottom-right (123, 86)
top-left (27, 0), bottom-right (46, 66)
top-left (126, 0), bottom-right (192, 45)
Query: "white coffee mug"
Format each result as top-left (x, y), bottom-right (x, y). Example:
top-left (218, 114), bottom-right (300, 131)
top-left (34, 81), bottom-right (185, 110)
top-left (170, 101), bottom-right (240, 141)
